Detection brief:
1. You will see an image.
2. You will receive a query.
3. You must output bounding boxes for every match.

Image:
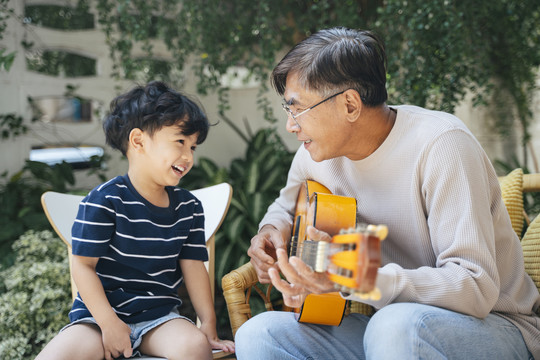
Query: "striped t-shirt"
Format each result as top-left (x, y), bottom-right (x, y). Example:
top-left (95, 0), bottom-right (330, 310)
top-left (69, 174), bottom-right (208, 324)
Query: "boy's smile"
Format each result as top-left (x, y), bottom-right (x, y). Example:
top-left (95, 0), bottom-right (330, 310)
top-left (171, 164), bottom-right (188, 177)
top-left (146, 124), bottom-right (197, 185)
top-left (128, 123), bottom-right (198, 206)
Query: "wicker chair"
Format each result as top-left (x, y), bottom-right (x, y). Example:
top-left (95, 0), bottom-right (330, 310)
top-left (222, 170), bottom-right (540, 336)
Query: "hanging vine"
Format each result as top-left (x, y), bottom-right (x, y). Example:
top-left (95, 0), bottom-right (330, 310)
top-left (1, 0), bottom-right (539, 164)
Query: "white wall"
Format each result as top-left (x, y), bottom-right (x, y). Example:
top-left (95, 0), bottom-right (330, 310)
top-left (1, 0), bottom-right (539, 192)
top-left (0, 0), bottom-right (297, 190)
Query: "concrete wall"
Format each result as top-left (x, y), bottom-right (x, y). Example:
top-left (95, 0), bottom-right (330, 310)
top-left (1, 0), bottom-right (539, 192)
top-left (0, 0), bottom-right (297, 190)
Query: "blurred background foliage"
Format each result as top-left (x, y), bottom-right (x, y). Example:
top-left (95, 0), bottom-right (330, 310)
top-left (0, 157), bottom-right (107, 269)
top-left (90, 0), bottom-right (540, 158)
top-left (0, 230), bottom-right (71, 359)
top-left (1, 0), bottom-right (540, 347)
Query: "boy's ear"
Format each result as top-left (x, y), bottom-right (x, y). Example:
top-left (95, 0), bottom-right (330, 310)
top-left (128, 128), bottom-right (145, 151)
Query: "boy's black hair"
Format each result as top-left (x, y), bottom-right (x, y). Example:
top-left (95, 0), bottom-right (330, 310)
top-left (103, 81), bottom-right (209, 156)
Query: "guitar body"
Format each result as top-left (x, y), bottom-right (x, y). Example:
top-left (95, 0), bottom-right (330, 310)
top-left (290, 180), bottom-right (357, 326)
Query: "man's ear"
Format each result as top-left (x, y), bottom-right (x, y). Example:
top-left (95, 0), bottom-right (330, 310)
top-left (343, 89), bottom-right (363, 123)
top-left (128, 128), bottom-right (145, 152)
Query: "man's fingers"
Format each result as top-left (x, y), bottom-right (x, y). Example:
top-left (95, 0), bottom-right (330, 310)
top-left (247, 227), bottom-right (289, 283)
top-left (289, 256), bottom-right (314, 276)
top-left (306, 225), bottom-right (332, 242)
top-left (280, 248), bottom-right (336, 294)
top-left (251, 250), bottom-right (273, 271)
top-left (250, 260), bottom-right (272, 284)
top-left (275, 248), bottom-right (302, 284)
top-left (269, 267), bottom-right (304, 296)
top-left (270, 266), bottom-right (308, 308)
top-left (249, 234), bottom-right (279, 265)
top-left (256, 246), bottom-right (277, 265)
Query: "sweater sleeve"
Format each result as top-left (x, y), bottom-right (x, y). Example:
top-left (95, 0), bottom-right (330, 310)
top-left (347, 129), bottom-right (506, 318)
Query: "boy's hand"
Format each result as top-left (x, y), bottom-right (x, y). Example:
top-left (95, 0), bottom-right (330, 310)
top-left (101, 317), bottom-right (133, 360)
top-left (208, 337), bottom-right (235, 354)
top-left (199, 321), bottom-right (235, 353)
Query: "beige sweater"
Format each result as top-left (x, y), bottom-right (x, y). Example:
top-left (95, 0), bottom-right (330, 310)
top-left (260, 105), bottom-right (540, 358)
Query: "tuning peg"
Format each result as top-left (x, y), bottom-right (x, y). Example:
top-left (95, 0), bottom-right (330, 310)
top-left (366, 224), bottom-right (388, 240)
top-left (339, 227), bottom-right (358, 235)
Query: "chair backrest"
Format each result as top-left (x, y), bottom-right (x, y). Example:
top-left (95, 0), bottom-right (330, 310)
top-left (41, 182), bottom-right (232, 245)
top-left (41, 192), bottom-right (84, 247)
top-left (191, 183), bottom-right (233, 243)
top-left (41, 182), bottom-right (233, 300)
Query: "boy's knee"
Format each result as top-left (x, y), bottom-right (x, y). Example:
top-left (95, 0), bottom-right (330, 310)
top-left (183, 329), bottom-right (211, 357)
top-left (166, 329), bottom-right (211, 360)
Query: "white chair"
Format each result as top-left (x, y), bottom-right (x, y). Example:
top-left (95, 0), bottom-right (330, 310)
top-left (41, 182), bottom-right (233, 360)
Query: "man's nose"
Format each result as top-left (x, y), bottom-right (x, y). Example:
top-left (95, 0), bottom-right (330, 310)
top-left (285, 114), bottom-right (300, 133)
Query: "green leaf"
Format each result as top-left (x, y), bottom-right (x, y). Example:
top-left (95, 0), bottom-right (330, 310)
top-left (259, 166), bottom-right (284, 192)
top-left (199, 158), bottom-right (219, 178)
top-left (249, 192), bottom-right (265, 223)
top-left (0, 50), bottom-right (16, 72)
top-left (246, 161), bottom-right (259, 194)
top-left (225, 216), bottom-right (245, 245)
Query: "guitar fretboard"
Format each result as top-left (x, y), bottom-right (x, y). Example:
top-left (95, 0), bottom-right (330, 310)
top-left (300, 240), bottom-right (355, 277)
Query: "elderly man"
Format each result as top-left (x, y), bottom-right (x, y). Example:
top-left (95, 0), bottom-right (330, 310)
top-left (235, 27), bottom-right (540, 359)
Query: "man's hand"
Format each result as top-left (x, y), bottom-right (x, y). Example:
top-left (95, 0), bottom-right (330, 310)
top-left (248, 225), bottom-right (287, 283)
top-left (268, 226), bottom-right (336, 307)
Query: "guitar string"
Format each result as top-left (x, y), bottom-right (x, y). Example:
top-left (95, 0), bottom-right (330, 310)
top-left (295, 242), bottom-right (357, 268)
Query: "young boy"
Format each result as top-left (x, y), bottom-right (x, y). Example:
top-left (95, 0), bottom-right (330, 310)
top-left (36, 81), bottom-right (235, 360)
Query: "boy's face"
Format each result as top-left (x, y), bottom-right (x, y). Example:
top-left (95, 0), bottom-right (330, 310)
top-left (141, 123), bottom-right (198, 187)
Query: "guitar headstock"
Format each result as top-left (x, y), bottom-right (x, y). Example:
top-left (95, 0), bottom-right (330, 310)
top-left (326, 224), bottom-right (387, 299)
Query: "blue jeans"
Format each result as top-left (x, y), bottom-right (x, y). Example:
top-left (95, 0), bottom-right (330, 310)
top-left (235, 303), bottom-right (532, 359)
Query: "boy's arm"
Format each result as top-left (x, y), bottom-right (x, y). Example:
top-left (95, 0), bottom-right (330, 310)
top-left (180, 259), bottom-right (235, 353)
top-left (72, 255), bottom-right (133, 360)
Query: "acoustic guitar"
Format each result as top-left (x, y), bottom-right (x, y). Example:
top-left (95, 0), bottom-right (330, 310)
top-left (289, 180), bottom-right (386, 325)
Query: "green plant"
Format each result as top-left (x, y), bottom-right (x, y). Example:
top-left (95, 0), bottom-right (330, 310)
top-left (3, 1), bottom-right (539, 164)
top-left (2, 1), bottom-right (540, 155)
top-left (376, 0), bottom-right (540, 168)
top-left (184, 127), bottom-right (294, 281)
top-left (0, 158), bottom-right (107, 269)
top-left (0, 113), bottom-right (28, 139)
top-left (24, 1), bottom-right (94, 30)
top-left (0, 0), bottom-right (16, 71)
top-left (0, 230), bottom-right (71, 359)
top-left (182, 126), bottom-right (294, 333)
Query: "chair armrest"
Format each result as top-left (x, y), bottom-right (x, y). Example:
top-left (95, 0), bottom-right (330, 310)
top-left (222, 262), bottom-right (267, 336)
top-left (222, 261), bottom-right (376, 336)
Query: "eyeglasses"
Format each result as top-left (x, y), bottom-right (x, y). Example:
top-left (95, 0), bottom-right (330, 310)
top-left (281, 90), bottom-right (346, 128)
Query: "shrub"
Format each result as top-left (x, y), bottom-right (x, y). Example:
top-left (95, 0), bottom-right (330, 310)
top-left (0, 230), bottom-right (71, 359)
top-left (0, 158), bottom-right (107, 269)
